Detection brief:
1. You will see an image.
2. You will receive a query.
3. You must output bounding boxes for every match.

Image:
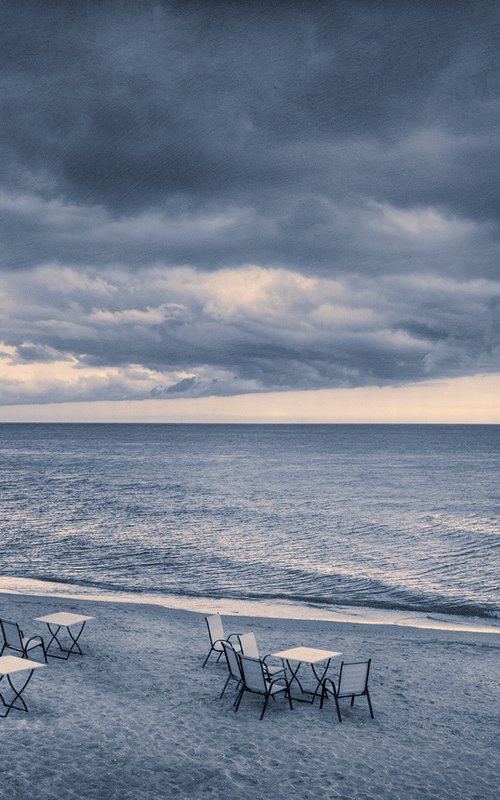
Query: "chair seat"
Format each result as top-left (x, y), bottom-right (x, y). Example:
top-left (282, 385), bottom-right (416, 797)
top-left (22, 636), bottom-right (40, 647)
top-left (267, 681), bottom-right (287, 695)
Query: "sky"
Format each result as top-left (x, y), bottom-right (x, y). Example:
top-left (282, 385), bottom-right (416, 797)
top-left (1, 0), bottom-right (499, 422)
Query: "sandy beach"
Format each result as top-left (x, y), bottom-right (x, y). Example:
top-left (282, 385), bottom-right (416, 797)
top-left (1, 591), bottom-right (499, 800)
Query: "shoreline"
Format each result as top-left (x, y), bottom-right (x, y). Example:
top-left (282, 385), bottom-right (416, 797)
top-left (1, 575), bottom-right (499, 636)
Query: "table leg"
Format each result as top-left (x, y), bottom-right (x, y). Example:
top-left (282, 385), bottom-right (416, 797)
top-left (45, 621), bottom-right (87, 659)
top-left (284, 659), bottom-right (333, 704)
top-left (0, 670), bottom-right (35, 717)
top-left (65, 621), bottom-right (86, 655)
top-left (284, 659), bottom-right (305, 695)
top-left (310, 658), bottom-right (332, 700)
top-left (44, 624), bottom-right (65, 656)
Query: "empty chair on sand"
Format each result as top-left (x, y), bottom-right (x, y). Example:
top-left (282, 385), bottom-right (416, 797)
top-left (0, 619), bottom-right (47, 663)
top-left (235, 655), bottom-right (293, 720)
top-left (320, 659), bottom-right (374, 722)
top-left (202, 614), bottom-right (242, 668)
top-left (237, 632), bottom-right (284, 679)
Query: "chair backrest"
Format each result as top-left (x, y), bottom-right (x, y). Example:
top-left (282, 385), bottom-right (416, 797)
top-left (222, 641), bottom-right (241, 681)
top-left (338, 660), bottom-right (371, 696)
top-left (205, 614), bottom-right (224, 645)
top-left (238, 632), bottom-right (259, 659)
top-left (0, 619), bottom-right (23, 649)
top-left (239, 655), bottom-right (267, 694)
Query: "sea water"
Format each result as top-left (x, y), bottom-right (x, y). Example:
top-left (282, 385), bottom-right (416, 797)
top-left (0, 424), bottom-right (498, 628)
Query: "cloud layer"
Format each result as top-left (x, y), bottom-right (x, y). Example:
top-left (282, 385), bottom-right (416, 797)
top-left (1, 263), bottom-right (499, 403)
top-left (1, 1), bottom-right (499, 405)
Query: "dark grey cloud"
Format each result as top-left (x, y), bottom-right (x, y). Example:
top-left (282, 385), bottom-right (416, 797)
top-left (0, 1), bottom-right (499, 403)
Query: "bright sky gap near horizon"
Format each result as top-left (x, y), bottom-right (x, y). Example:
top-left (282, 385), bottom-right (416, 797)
top-left (1, 1), bottom-right (499, 423)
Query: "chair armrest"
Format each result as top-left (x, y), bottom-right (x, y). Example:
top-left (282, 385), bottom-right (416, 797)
top-left (213, 637), bottom-right (241, 651)
top-left (226, 633), bottom-right (242, 641)
top-left (263, 662), bottom-right (286, 673)
top-left (322, 677), bottom-right (337, 695)
top-left (23, 635), bottom-right (44, 648)
top-left (262, 654), bottom-right (285, 664)
top-left (264, 667), bottom-right (287, 681)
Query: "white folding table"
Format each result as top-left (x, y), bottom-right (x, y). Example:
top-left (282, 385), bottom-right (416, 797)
top-left (272, 646), bottom-right (342, 703)
top-left (36, 612), bottom-right (94, 659)
top-left (0, 655), bottom-right (45, 717)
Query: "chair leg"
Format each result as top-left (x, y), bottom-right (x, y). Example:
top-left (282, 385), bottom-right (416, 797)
top-left (234, 688), bottom-right (244, 712)
top-left (320, 683), bottom-right (327, 709)
top-left (287, 686), bottom-right (293, 711)
top-left (220, 675), bottom-right (231, 698)
top-left (35, 638), bottom-right (48, 664)
top-left (0, 644), bottom-right (5, 657)
top-left (366, 691), bottom-right (374, 719)
top-left (202, 647), bottom-right (214, 668)
top-left (334, 696), bottom-right (342, 722)
top-left (216, 651), bottom-right (223, 662)
top-left (260, 694), bottom-right (270, 721)
top-left (351, 694), bottom-right (355, 706)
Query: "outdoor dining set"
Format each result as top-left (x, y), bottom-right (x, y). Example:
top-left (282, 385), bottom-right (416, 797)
top-left (0, 612), bottom-right (93, 718)
top-left (202, 613), bottom-right (374, 722)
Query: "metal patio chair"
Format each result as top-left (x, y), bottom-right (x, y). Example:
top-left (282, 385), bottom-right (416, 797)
top-left (0, 619), bottom-right (47, 663)
top-left (320, 659), bottom-right (374, 722)
top-left (220, 641), bottom-right (243, 700)
top-left (202, 614), bottom-right (242, 668)
top-left (237, 632), bottom-right (285, 679)
top-left (235, 654), bottom-right (293, 720)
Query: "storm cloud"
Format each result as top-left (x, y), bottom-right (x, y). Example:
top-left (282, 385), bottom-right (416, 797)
top-left (1, 0), bottom-right (499, 404)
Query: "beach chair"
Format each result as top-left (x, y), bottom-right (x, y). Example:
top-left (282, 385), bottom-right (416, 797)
top-left (0, 619), bottom-right (48, 663)
top-left (220, 641), bottom-right (243, 700)
top-left (237, 632), bottom-right (285, 679)
top-left (202, 614), bottom-right (241, 668)
top-left (234, 654), bottom-right (293, 720)
top-left (320, 659), bottom-right (374, 722)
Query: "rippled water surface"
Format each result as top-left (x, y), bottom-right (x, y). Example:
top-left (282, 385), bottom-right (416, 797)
top-left (0, 424), bottom-right (499, 619)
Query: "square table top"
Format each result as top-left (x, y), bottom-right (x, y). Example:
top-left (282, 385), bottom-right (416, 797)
top-left (0, 655), bottom-right (46, 675)
top-left (272, 646), bottom-right (342, 663)
top-left (36, 612), bottom-right (94, 627)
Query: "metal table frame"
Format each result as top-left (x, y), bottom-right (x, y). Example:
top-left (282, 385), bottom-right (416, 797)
top-left (0, 656), bottom-right (45, 718)
top-left (35, 613), bottom-right (94, 660)
top-left (271, 646), bottom-right (342, 703)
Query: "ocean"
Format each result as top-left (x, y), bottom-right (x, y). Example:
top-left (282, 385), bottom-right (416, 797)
top-left (0, 423), bottom-right (499, 627)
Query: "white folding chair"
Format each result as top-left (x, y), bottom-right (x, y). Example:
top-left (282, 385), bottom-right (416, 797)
top-left (235, 655), bottom-right (293, 720)
top-left (320, 659), bottom-right (374, 721)
top-left (202, 614), bottom-right (241, 668)
top-left (0, 619), bottom-right (47, 663)
top-left (237, 632), bottom-right (285, 679)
